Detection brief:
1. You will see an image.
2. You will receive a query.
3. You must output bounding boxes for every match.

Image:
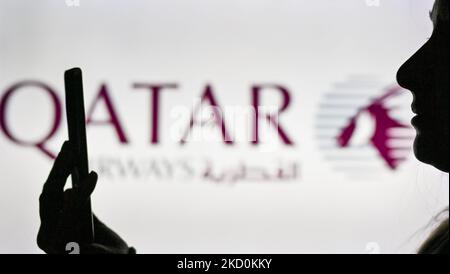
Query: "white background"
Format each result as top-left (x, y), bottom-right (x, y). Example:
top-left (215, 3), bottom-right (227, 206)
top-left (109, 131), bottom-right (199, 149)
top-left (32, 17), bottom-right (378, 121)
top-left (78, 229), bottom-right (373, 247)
top-left (0, 0), bottom-right (448, 253)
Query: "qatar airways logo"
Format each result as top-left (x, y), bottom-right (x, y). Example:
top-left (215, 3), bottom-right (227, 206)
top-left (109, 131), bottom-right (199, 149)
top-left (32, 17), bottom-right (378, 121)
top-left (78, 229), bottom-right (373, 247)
top-left (0, 80), bottom-right (299, 184)
top-left (1, 76), bottom-right (414, 183)
top-left (315, 77), bottom-right (415, 179)
top-left (0, 81), bottom-right (294, 158)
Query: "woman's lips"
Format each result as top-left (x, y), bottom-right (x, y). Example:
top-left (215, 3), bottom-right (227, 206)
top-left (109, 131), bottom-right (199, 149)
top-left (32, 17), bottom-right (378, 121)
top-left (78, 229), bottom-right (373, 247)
top-left (411, 115), bottom-right (423, 128)
top-left (411, 114), bottom-right (430, 130)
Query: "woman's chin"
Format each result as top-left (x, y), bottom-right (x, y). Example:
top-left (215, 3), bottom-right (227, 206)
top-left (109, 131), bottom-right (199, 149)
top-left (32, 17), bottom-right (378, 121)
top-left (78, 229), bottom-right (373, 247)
top-left (414, 134), bottom-right (450, 173)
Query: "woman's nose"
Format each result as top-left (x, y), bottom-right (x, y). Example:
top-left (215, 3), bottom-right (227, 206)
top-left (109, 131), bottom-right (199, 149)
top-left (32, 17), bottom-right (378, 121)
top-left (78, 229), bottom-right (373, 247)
top-left (396, 61), bottom-right (411, 91)
top-left (396, 42), bottom-right (431, 92)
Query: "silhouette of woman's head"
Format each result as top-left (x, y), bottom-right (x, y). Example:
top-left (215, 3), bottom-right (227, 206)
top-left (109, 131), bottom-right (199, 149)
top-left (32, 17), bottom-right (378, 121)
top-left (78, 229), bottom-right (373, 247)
top-left (397, 0), bottom-right (449, 173)
top-left (397, 0), bottom-right (449, 254)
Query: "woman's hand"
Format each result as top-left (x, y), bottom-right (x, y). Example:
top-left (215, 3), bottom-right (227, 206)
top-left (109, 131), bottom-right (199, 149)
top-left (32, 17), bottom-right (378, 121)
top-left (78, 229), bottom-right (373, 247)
top-left (37, 141), bottom-right (134, 254)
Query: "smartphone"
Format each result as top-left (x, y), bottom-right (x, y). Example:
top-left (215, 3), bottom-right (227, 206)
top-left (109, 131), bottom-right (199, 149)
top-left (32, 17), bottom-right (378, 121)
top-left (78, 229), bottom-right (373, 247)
top-left (64, 68), bottom-right (94, 243)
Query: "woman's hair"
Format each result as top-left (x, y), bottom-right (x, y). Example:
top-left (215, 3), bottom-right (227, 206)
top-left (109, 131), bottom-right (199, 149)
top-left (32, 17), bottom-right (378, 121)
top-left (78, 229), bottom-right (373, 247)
top-left (437, 0), bottom-right (449, 21)
top-left (419, 209), bottom-right (449, 254)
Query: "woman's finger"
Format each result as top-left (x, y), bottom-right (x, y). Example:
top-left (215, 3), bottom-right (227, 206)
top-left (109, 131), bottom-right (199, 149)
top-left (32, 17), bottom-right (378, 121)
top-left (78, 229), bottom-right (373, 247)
top-left (39, 141), bottom-right (74, 228)
top-left (42, 141), bottom-right (74, 195)
top-left (77, 171), bottom-right (98, 206)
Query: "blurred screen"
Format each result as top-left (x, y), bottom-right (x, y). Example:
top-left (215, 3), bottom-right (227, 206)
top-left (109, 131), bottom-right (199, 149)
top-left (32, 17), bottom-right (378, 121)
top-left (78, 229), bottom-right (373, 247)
top-left (0, 0), bottom-right (448, 253)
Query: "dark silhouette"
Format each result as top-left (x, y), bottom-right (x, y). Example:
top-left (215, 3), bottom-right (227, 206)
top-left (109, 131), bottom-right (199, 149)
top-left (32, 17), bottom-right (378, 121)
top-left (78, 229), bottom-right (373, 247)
top-left (37, 69), bottom-right (134, 253)
top-left (37, 141), bottom-right (134, 254)
top-left (397, 0), bottom-right (449, 254)
top-left (38, 0), bottom-right (448, 254)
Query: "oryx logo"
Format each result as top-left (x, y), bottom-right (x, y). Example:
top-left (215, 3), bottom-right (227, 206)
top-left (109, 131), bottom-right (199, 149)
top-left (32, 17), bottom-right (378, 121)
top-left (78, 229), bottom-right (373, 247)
top-left (315, 77), bottom-right (415, 179)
